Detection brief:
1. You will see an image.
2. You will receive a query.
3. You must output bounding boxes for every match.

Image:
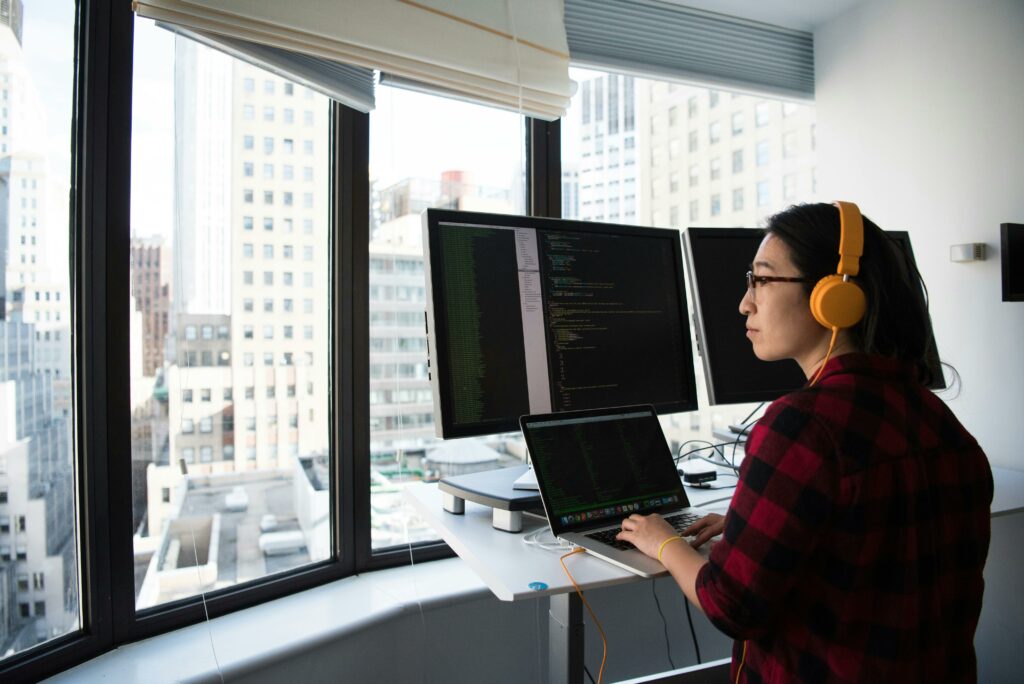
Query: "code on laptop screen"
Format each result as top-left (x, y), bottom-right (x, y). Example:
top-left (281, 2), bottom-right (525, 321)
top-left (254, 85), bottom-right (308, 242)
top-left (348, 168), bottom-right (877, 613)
top-left (527, 410), bottom-right (683, 521)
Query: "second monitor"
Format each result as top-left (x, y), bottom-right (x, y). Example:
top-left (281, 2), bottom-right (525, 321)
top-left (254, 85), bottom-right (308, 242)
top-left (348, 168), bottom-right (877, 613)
top-left (683, 227), bottom-right (945, 405)
top-left (423, 209), bottom-right (699, 439)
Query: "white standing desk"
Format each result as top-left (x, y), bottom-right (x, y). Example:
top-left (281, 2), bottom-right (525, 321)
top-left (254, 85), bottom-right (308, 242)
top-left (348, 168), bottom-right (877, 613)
top-left (404, 479), bottom-right (733, 683)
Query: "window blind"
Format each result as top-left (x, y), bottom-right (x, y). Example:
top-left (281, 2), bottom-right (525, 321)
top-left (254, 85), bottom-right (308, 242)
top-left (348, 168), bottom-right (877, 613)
top-left (564, 0), bottom-right (815, 100)
top-left (134, 0), bottom-right (574, 120)
top-left (159, 24), bottom-right (375, 112)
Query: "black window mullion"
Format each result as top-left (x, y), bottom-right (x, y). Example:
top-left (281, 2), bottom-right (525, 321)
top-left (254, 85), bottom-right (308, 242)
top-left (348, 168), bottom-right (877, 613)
top-left (337, 105), bottom-right (374, 571)
top-left (334, 103), bottom-right (363, 573)
top-left (529, 117), bottom-right (562, 218)
top-left (100, 0), bottom-right (139, 646)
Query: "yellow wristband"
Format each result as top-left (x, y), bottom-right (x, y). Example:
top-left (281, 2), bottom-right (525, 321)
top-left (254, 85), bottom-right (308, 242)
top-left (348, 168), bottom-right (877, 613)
top-left (657, 535), bottom-right (683, 563)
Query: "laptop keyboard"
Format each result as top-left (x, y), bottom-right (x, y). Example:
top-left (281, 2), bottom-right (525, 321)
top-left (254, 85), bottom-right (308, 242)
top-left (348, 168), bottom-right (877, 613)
top-left (584, 512), bottom-right (702, 551)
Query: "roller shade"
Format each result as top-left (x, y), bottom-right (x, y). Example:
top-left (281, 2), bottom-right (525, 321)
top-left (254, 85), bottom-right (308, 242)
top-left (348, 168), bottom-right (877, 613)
top-left (158, 23), bottom-right (375, 112)
top-left (133, 0), bottom-right (574, 120)
top-left (564, 0), bottom-right (815, 100)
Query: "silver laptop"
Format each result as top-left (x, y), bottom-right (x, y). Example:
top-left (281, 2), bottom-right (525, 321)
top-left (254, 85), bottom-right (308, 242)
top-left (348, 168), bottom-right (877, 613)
top-left (520, 405), bottom-right (711, 578)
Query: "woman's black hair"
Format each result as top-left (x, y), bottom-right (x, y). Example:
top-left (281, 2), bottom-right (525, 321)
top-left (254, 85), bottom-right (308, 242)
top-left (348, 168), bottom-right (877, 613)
top-left (764, 202), bottom-right (949, 388)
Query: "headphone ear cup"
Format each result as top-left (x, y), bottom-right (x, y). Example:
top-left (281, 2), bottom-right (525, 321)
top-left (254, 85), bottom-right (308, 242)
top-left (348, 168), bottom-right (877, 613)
top-left (809, 275), bottom-right (867, 329)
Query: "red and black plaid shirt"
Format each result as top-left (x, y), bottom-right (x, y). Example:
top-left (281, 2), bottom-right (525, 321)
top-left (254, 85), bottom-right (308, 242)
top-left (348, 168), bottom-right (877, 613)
top-left (695, 353), bottom-right (992, 682)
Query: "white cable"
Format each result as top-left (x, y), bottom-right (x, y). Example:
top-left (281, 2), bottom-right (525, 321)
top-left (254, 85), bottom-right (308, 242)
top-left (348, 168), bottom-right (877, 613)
top-left (522, 525), bottom-right (573, 553)
top-left (181, 459), bottom-right (225, 684)
top-left (401, 508), bottom-right (428, 684)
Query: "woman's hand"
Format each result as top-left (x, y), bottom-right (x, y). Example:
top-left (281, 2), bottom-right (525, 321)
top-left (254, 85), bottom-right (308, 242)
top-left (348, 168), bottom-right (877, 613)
top-left (682, 513), bottom-right (725, 548)
top-left (616, 513), bottom-right (678, 560)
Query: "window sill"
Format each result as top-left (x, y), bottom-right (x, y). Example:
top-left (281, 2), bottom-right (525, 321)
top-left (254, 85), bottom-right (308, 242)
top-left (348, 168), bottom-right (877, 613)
top-left (50, 558), bottom-right (487, 682)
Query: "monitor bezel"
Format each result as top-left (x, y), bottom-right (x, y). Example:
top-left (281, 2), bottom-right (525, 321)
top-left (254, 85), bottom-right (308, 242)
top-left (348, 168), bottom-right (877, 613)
top-left (423, 208), bottom-right (699, 439)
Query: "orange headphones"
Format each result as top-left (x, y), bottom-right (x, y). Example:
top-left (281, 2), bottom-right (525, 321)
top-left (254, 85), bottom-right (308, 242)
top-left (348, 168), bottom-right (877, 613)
top-left (806, 201), bottom-right (866, 386)
top-left (809, 201), bottom-right (867, 330)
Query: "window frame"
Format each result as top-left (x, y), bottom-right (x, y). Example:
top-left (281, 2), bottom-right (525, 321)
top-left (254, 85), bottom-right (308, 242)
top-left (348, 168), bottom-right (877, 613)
top-left (1, 1), bottom-right (557, 678)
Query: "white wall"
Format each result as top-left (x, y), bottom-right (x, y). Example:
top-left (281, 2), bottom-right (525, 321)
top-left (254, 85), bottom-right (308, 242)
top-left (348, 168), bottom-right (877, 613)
top-left (814, 0), bottom-right (1024, 468)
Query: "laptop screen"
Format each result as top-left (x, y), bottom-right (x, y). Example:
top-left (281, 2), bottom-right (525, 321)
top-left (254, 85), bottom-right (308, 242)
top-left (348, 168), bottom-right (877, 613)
top-left (520, 406), bottom-right (690, 536)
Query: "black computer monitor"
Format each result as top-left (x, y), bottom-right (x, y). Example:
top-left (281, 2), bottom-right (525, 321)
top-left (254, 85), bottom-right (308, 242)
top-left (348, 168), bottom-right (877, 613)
top-left (683, 227), bottom-right (945, 405)
top-left (423, 209), bottom-right (699, 439)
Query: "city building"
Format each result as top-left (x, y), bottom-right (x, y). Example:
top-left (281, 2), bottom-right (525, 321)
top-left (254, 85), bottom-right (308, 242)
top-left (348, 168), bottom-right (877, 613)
top-left (130, 237), bottom-right (172, 377)
top-left (639, 83), bottom-right (817, 229)
top-left (565, 72), bottom-right (639, 224)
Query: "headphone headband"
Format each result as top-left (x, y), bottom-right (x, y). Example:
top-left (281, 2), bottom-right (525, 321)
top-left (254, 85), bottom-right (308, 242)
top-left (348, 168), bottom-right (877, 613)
top-left (832, 201), bottom-right (864, 277)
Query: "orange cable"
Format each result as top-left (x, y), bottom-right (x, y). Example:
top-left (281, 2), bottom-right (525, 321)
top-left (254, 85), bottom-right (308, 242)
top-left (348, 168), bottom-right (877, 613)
top-left (559, 548), bottom-right (608, 684)
top-left (809, 327), bottom-right (839, 387)
top-left (735, 640), bottom-right (748, 683)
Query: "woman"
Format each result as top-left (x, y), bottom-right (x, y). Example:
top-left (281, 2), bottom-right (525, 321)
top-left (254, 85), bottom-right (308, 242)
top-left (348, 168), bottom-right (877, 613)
top-left (617, 203), bottom-right (992, 682)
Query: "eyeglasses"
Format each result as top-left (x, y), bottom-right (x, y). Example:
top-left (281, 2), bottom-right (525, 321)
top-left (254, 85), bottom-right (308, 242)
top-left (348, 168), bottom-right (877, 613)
top-left (745, 270), bottom-right (812, 294)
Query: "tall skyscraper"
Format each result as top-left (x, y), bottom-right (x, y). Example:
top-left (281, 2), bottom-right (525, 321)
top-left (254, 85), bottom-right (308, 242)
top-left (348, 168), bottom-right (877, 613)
top-left (172, 38), bottom-right (232, 317)
top-left (567, 73), bottom-right (639, 224)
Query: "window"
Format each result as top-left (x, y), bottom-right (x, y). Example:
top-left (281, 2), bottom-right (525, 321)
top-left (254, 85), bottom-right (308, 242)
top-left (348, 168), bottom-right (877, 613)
top-left (688, 164), bottom-right (699, 187)
top-left (733, 187), bottom-right (745, 211)
top-left (757, 180), bottom-right (771, 207)
top-left (709, 121), bottom-right (721, 144)
top-left (369, 82), bottom-right (524, 549)
top-left (710, 194), bottom-right (721, 216)
top-left (131, 26), bottom-right (333, 616)
top-left (783, 131), bottom-right (798, 159)
top-left (783, 173), bottom-right (798, 200)
top-left (756, 101), bottom-right (771, 127)
top-left (756, 140), bottom-right (770, 167)
top-left (732, 149), bottom-right (744, 174)
top-left (710, 158), bottom-right (721, 181)
top-left (731, 112), bottom-right (743, 135)
top-left (688, 130), bottom-right (697, 153)
top-left (689, 200), bottom-right (699, 222)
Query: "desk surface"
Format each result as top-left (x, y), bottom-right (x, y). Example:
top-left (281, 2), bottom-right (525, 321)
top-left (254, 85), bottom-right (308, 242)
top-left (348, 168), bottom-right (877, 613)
top-left (404, 481), bottom-right (730, 602)
top-left (405, 465), bottom-right (1024, 603)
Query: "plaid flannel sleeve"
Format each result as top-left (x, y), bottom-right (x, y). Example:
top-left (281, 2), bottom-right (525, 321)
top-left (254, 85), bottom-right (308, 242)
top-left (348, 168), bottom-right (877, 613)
top-left (695, 396), bottom-right (838, 640)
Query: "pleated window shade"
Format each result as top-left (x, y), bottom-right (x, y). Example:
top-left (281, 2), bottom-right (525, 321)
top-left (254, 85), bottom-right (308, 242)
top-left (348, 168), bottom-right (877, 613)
top-left (564, 0), bottom-right (815, 101)
top-left (133, 0), bottom-right (574, 120)
top-left (158, 23), bottom-right (376, 112)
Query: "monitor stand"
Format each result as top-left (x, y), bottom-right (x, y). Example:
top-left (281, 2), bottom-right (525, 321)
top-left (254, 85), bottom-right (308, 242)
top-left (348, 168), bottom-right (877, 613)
top-left (438, 465), bottom-right (543, 532)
